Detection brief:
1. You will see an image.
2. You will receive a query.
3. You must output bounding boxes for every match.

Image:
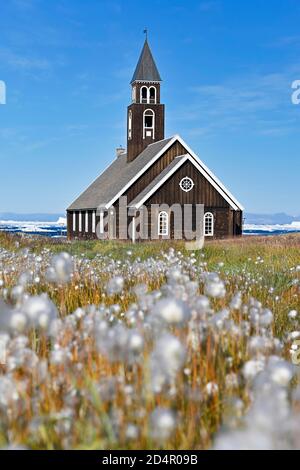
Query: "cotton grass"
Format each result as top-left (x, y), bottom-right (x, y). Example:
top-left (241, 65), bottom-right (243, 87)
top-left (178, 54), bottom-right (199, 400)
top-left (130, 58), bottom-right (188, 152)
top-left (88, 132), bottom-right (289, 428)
top-left (0, 233), bottom-right (299, 449)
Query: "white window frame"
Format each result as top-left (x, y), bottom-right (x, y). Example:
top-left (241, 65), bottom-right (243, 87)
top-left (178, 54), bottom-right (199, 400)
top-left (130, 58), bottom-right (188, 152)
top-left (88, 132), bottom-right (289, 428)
top-left (132, 216), bottom-right (136, 243)
top-left (85, 211), bottom-right (89, 233)
top-left (140, 86), bottom-right (148, 104)
top-left (92, 211), bottom-right (96, 233)
top-left (158, 211), bottom-right (169, 236)
top-left (128, 110), bottom-right (132, 140)
top-left (79, 212), bottom-right (82, 232)
top-left (204, 212), bottom-right (214, 237)
top-left (132, 86), bottom-right (136, 103)
top-left (99, 212), bottom-right (104, 234)
top-left (73, 212), bottom-right (76, 231)
top-left (180, 176), bottom-right (194, 193)
top-left (143, 109), bottom-right (155, 139)
top-left (149, 86), bottom-right (156, 104)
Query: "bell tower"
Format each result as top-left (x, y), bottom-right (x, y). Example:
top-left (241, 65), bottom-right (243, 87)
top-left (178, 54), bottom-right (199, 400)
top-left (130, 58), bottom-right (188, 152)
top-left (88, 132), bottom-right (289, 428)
top-left (127, 39), bottom-right (165, 162)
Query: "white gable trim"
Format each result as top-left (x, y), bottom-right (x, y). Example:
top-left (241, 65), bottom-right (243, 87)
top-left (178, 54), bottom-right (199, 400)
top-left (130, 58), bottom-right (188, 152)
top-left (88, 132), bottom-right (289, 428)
top-left (174, 135), bottom-right (244, 211)
top-left (189, 157), bottom-right (240, 210)
top-left (131, 154), bottom-right (241, 211)
top-left (106, 134), bottom-right (244, 211)
top-left (105, 136), bottom-right (178, 209)
top-left (132, 155), bottom-right (189, 209)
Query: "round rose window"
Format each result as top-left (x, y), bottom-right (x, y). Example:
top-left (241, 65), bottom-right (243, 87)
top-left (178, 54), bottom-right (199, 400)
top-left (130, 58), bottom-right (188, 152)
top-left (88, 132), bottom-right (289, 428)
top-left (180, 177), bottom-right (194, 192)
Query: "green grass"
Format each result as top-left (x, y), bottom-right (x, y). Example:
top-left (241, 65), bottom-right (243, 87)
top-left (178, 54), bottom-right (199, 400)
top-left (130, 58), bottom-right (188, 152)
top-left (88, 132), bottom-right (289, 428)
top-left (0, 232), bottom-right (299, 449)
top-left (1, 232), bottom-right (299, 337)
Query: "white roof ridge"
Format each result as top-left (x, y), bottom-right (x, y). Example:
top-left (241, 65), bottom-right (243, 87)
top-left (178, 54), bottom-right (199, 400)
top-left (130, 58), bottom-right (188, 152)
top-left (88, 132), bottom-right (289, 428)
top-left (147, 136), bottom-right (174, 146)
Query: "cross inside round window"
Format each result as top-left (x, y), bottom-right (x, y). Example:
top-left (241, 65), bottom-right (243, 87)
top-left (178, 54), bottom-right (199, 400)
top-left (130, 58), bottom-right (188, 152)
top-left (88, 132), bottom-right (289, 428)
top-left (180, 176), bottom-right (194, 192)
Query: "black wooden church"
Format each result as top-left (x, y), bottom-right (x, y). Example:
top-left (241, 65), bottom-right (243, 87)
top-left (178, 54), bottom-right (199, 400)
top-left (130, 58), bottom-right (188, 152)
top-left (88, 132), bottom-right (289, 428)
top-left (67, 39), bottom-right (244, 240)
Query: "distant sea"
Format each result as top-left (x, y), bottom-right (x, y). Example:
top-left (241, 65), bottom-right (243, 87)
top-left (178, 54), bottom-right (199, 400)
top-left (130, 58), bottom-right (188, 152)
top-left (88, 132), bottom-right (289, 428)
top-left (0, 218), bottom-right (67, 238)
top-left (243, 222), bottom-right (300, 236)
top-left (0, 219), bottom-right (300, 238)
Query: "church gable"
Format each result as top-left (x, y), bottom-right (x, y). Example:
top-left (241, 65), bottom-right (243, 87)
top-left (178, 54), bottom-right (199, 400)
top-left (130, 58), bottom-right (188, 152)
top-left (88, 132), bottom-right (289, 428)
top-left (129, 156), bottom-right (230, 209)
top-left (145, 159), bottom-right (230, 207)
top-left (122, 135), bottom-right (243, 211)
top-left (125, 139), bottom-right (186, 204)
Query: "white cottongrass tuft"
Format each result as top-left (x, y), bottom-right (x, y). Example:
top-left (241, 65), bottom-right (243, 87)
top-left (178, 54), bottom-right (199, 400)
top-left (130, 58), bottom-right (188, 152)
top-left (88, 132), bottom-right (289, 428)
top-left (269, 361), bottom-right (294, 387)
top-left (205, 382), bottom-right (219, 397)
top-left (243, 359), bottom-right (265, 381)
top-left (106, 276), bottom-right (124, 295)
top-left (288, 310), bottom-right (298, 320)
top-left (150, 334), bottom-right (186, 392)
top-left (150, 408), bottom-right (176, 442)
top-left (204, 273), bottom-right (226, 299)
top-left (153, 297), bottom-right (191, 325)
top-left (21, 294), bottom-right (58, 332)
top-left (0, 376), bottom-right (19, 410)
top-left (46, 252), bottom-right (73, 284)
top-left (230, 292), bottom-right (242, 310)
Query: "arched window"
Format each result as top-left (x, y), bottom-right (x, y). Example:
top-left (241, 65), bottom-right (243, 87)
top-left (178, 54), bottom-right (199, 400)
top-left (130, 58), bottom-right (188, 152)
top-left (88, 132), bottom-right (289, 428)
top-left (143, 109), bottom-right (155, 139)
top-left (149, 86), bottom-right (156, 104)
top-left (141, 86), bottom-right (148, 104)
top-left (204, 212), bottom-right (214, 237)
top-left (128, 110), bottom-right (132, 140)
top-left (158, 211), bottom-right (169, 236)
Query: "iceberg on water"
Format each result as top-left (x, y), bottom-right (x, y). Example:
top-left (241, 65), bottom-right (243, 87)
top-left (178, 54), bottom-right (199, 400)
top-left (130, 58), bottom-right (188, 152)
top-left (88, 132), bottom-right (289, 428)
top-left (0, 218), bottom-right (67, 237)
top-left (57, 217), bottom-right (67, 225)
top-left (244, 221), bottom-right (300, 233)
top-left (0, 216), bottom-right (299, 238)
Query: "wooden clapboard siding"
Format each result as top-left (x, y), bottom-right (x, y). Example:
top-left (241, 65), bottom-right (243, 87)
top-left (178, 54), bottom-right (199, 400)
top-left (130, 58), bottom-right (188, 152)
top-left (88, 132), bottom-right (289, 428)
top-left (124, 140), bottom-right (187, 203)
top-left (233, 210), bottom-right (243, 236)
top-left (140, 160), bottom-right (233, 239)
top-left (67, 211), bottom-right (72, 239)
top-left (135, 206), bottom-right (233, 240)
top-left (127, 103), bottom-right (165, 162)
top-left (67, 210), bottom-right (98, 240)
top-left (146, 160), bottom-right (230, 208)
top-left (127, 79), bottom-right (164, 162)
top-left (67, 157), bottom-right (242, 240)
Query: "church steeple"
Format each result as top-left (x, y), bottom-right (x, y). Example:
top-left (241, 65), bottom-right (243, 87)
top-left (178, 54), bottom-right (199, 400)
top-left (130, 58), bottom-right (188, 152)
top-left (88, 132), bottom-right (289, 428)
top-left (131, 39), bottom-right (162, 83)
top-left (127, 39), bottom-right (165, 162)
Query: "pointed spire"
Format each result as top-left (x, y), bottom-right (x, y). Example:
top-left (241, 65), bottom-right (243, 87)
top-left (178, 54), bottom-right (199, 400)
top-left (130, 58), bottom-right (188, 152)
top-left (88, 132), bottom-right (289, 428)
top-left (131, 39), bottom-right (162, 84)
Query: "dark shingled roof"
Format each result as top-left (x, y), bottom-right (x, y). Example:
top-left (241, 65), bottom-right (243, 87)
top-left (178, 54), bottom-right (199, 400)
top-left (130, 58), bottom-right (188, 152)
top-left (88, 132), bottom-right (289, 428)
top-left (129, 156), bottom-right (187, 208)
top-left (67, 138), bottom-right (173, 210)
top-left (131, 40), bottom-right (162, 83)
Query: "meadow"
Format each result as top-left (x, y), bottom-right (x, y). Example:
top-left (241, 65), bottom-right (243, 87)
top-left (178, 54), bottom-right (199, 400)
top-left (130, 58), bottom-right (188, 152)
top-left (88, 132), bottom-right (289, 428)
top-left (0, 232), bottom-right (299, 450)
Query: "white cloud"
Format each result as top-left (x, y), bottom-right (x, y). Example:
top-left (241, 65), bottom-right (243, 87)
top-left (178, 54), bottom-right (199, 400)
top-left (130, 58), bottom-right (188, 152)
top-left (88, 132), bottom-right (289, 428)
top-left (0, 47), bottom-right (50, 71)
top-left (178, 68), bottom-right (300, 137)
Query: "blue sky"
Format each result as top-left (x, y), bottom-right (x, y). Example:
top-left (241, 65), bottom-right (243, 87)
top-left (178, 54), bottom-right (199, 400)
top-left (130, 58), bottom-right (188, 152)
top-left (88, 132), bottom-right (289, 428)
top-left (0, 0), bottom-right (300, 215)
